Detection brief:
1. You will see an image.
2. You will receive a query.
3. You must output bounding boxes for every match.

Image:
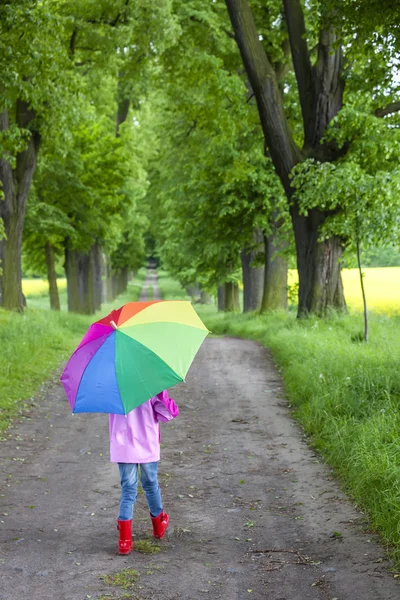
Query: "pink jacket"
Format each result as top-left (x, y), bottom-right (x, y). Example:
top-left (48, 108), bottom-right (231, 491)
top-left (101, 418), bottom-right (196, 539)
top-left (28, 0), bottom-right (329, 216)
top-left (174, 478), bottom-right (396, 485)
top-left (109, 390), bottom-right (179, 463)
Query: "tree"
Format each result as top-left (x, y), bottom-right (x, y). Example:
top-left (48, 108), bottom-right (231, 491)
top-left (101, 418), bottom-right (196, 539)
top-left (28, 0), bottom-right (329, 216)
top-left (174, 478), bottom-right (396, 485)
top-left (291, 120), bottom-right (400, 340)
top-left (23, 194), bottom-right (74, 310)
top-left (224, 0), bottom-right (400, 316)
top-left (0, 0), bottom-right (177, 312)
top-left (0, 0), bottom-right (74, 310)
top-left (145, 2), bottom-right (291, 311)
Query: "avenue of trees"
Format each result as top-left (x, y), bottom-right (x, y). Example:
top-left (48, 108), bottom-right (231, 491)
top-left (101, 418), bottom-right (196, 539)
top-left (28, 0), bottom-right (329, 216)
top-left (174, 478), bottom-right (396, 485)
top-left (0, 0), bottom-right (399, 318)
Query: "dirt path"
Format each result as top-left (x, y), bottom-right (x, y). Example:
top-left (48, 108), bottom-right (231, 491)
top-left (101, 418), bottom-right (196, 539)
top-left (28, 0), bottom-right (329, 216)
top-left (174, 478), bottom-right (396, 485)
top-left (139, 269), bottom-right (160, 301)
top-left (1, 335), bottom-right (399, 598)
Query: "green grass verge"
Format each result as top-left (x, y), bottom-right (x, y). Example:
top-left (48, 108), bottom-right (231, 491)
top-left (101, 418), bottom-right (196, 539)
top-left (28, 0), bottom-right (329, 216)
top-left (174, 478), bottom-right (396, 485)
top-left (0, 274), bottom-right (144, 433)
top-left (157, 273), bottom-right (400, 563)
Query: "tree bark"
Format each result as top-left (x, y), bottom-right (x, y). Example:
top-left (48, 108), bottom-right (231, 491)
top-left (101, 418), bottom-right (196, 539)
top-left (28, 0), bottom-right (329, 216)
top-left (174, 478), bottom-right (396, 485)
top-left (45, 242), bottom-right (60, 310)
top-left (261, 224), bottom-right (288, 312)
top-left (224, 282), bottom-right (240, 312)
top-left (240, 228), bottom-right (264, 312)
top-left (217, 284), bottom-right (225, 311)
top-left (356, 236), bottom-right (368, 342)
top-left (120, 267), bottom-right (129, 294)
top-left (92, 242), bottom-right (103, 311)
top-left (225, 0), bottom-right (347, 316)
top-left (102, 254), bottom-right (115, 302)
top-left (187, 283), bottom-right (201, 302)
top-left (65, 245), bottom-right (96, 314)
top-left (0, 102), bottom-right (40, 311)
top-left (200, 290), bottom-right (212, 304)
top-left (116, 98), bottom-right (130, 137)
top-left (291, 205), bottom-right (346, 316)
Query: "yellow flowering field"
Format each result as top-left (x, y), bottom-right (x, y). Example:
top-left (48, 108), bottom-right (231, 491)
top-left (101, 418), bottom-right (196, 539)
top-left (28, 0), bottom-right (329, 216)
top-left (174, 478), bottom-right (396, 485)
top-left (23, 269), bottom-right (400, 314)
top-left (22, 278), bottom-right (67, 298)
top-left (289, 267), bottom-right (400, 314)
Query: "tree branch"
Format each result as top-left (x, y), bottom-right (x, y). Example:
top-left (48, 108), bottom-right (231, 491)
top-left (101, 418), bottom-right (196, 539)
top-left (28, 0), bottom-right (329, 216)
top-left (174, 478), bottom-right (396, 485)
top-left (375, 101), bottom-right (400, 118)
top-left (223, 28), bottom-right (235, 39)
top-left (69, 29), bottom-right (77, 56)
top-left (225, 0), bottom-right (301, 196)
top-left (274, 36), bottom-right (291, 84)
top-left (282, 0), bottom-right (313, 132)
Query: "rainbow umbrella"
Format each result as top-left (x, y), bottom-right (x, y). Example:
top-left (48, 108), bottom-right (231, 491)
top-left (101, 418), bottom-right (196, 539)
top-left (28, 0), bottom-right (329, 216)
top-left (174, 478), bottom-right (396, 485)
top-left (60, 300), bottom-right (209, 414)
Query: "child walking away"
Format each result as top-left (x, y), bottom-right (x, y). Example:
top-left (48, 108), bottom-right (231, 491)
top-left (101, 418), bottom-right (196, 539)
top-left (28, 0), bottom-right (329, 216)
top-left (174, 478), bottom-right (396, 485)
top-left (109, 390), bottom-right (179, 555)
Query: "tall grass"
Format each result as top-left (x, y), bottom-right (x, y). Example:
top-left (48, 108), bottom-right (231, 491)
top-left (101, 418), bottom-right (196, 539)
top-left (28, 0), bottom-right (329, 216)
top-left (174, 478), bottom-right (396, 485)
top-left (0, 276), bottom-right (144, 433)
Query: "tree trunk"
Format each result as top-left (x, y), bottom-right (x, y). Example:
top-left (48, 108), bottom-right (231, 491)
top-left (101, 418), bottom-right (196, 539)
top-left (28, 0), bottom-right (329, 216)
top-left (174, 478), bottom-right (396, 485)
top-left (92, 242), bottom-right (102, 311)
top-left (356, 236), bottom-right (368, 342)
top-left (65, 246), bottom-right (96, 314)
top-left (1, 211), bottom-right (25, 311)
top-left (217, 284), bottom-right (225, 311)
top-left (224, 282), bottom-right (240, 312)
top-left (116, 98), bottom-right (130, 137)
top-left (261, 226), bottom-right (288, 312)
top-left (200, 290), bottom-right (212, 304)
top-left (0, 102), bottom-right (40, 311)
top-left (45, 242), bottom-right (60, 310)
top-left (102, 255), bottom-right (115, 303)
top-left (187, 283), bottom-right (200, 302)
top-left (225, 0), bottom-right (347, 316)
top-left (120, 267), bottom-right (128, 294)
top-left (292, 205), bottom-right (346, 316)
top-left (241, 228), bottom-right (264, 312)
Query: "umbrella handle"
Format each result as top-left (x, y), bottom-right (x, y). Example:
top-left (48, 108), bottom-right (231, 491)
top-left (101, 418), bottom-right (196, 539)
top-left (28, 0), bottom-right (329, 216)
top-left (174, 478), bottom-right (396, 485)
top-left (110, 320), bottom-right (118, 330)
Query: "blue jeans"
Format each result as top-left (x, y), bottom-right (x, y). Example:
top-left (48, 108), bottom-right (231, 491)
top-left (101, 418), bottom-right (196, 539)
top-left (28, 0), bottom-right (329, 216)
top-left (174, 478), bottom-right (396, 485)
top-left (118, 462), bottom-right (163, 521)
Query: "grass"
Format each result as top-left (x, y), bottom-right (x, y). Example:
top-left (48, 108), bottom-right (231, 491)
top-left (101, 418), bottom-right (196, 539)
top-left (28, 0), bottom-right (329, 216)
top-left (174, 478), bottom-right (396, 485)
top-left (134, 539), bottom-right (160, 554)
top-left (0, 272), bottom-right (145, 433)
top-left (158, 273), bottom-right (400, 564)
top-left (100, 568), bottom-right (140, 589)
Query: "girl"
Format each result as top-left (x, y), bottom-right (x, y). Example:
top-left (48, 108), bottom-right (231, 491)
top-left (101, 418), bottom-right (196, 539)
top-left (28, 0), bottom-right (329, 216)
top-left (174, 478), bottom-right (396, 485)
top-left (109, 390), bottom-right (179, 554)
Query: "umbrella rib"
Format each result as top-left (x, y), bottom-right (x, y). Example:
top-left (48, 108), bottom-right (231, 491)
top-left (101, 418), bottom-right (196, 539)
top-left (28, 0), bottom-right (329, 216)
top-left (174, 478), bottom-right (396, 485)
top-left (65, 326), bottom-right (113, 367)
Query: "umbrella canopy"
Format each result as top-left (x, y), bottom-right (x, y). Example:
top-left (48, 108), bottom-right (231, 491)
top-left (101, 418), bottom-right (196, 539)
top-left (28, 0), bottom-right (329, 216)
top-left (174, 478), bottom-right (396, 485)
top-left (60, 300), bottom-right (209, 414)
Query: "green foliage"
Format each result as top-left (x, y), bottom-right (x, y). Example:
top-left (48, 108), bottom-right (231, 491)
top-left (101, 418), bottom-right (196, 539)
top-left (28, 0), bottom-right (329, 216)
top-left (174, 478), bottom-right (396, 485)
top-left (362, 246), bottom-right (400, 268)
top-left (143, 1), bottom-right (289, 291)
top-left (197, 304), bottom-right (400, 563)
top-left (291, 159), bottom-right (400, 252)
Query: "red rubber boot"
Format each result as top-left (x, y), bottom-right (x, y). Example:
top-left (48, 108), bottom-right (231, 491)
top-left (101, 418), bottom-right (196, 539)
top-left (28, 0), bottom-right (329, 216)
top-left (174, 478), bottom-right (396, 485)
top-left (117, 519), bottom-right (133, 555)
top-left (151, 511), bottom-right (169, 539)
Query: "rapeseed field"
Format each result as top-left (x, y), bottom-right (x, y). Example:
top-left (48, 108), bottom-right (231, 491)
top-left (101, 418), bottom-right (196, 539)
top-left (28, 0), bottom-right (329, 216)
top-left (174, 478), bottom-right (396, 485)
top-left (22, 278), bottom-right (67, 298)
top-left (288, 267), bottom-right (400, 314)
